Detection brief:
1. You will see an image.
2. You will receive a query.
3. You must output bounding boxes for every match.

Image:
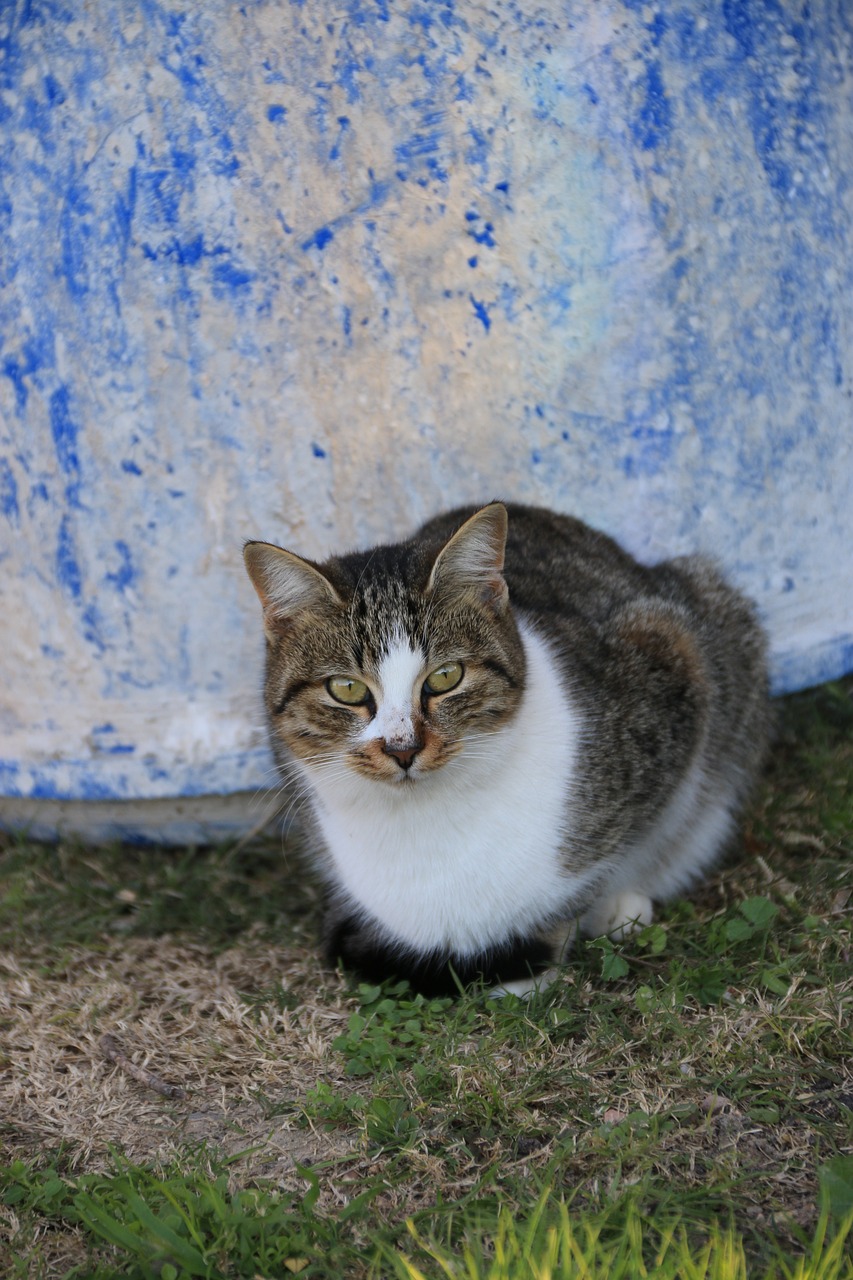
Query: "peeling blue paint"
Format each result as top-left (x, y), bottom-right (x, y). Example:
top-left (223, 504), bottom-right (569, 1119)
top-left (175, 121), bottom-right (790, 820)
top-left (303, 225), bottom-right (334, 251)
top-left (106, 540), bottom-right (136, 592)
top-left (0, 458), bottom-right (19, 523)
top-left (329, 114), bottom-right (350, 160)
top-left (49, 385), bottom-right (80, 479)
top-left (56, 515), bottom-right (82, 600)
top-left (0, 2), bottom-right (850, 819)
top-left (470, 295), bottom-right (490, 331)
top-left (212, 260), bottom-right (253, 291)
top-left (467, 219), bottom-right (496, 247)
top-left (632, 60), bottom-right (671, 152)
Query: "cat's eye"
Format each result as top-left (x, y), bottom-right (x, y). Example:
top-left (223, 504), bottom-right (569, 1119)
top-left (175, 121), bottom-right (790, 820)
top-left (327, 676), bottom-right (370, 706)
top-left (423, 662), bottom-right (464, 695)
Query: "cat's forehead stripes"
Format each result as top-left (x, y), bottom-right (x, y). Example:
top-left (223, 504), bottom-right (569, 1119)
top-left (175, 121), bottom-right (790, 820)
top-left (347, 570), bottom-right (428, 662)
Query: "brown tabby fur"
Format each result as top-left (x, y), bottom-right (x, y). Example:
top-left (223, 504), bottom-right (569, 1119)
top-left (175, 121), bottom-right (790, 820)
top-left (244, 503), bottom-right (770, 995)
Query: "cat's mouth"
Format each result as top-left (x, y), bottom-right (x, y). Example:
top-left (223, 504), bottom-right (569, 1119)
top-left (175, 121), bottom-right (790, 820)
top-left (347, 732), bottom-right (461, 782)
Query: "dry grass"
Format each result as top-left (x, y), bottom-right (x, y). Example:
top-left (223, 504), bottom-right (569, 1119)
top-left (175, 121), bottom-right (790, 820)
top-left (1, 937), bottom-right (355, 1176)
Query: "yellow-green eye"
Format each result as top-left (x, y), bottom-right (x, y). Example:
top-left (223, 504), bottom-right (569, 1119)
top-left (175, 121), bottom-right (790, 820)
top-left (423, 662), bottom-right (464, 695)
top-left (327, 676), bottom-right (370, 706)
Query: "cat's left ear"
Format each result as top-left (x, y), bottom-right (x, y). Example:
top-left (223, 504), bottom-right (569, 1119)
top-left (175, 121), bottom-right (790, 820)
top-left (426, 503), bottom-right (509, 613)
top-left (244, 541), bottom-right (342, 640)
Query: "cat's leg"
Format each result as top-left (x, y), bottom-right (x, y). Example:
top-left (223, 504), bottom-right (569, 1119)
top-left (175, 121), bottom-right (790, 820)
top-left (580, 891), bottom-right (653, 940)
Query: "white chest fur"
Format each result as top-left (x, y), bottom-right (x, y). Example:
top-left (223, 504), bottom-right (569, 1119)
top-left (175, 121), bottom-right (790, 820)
top-left (302, 622), bottom-right (591, 955)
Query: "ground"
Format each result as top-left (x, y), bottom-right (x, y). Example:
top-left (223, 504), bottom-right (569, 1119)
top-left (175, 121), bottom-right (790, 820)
top-left (1, 679), bottom-right (851, 1278)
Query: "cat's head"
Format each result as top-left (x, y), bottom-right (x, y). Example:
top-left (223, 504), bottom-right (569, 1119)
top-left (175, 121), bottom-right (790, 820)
top-left (244, 504), bottom-right (525, 785)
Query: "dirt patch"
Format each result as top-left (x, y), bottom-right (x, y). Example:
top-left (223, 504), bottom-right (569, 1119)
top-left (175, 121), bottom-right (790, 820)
top-left (0, 936), bottom-right (359, 1181)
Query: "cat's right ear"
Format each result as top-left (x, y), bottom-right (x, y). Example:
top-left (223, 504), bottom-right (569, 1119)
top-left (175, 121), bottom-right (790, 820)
top-left (426, 503), bottom-right (509, 613)
top-left (244, 541), bottom-right (342, 639)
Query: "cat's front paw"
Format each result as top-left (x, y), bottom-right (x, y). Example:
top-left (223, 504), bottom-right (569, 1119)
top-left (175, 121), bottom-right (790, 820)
top-left (489, 967), bottom-right (558, 999)
top-left (581, 891), bottom-right (653, 940)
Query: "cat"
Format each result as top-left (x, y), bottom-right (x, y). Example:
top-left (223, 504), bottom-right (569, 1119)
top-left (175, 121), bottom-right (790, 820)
top-left (243, 502), bottom-right (769, 997)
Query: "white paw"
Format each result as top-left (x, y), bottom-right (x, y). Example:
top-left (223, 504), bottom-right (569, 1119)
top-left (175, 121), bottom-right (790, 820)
top-left (581, 892), bottom-right (653, 940)
top-left (489, 968), bottom-right (557, 999)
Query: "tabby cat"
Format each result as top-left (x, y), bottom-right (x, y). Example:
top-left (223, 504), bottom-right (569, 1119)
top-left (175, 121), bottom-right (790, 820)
top-left (244, 503), bottom-right (769, 996)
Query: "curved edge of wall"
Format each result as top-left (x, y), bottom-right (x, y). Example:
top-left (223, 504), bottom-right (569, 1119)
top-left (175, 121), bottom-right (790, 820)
top-left (0, 793), bottom-right (283, 847)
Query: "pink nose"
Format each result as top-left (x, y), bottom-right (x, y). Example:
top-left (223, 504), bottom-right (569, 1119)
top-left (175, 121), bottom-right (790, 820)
top-left (382, 741), bottom-right (423, 770)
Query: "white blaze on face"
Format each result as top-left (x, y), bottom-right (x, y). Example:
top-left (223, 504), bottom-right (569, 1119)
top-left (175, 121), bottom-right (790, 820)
top-left (357, 636), bottom-right (424, 746)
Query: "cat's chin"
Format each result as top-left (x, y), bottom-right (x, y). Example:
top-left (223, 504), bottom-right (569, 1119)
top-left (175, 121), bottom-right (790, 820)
top-left (361, 763), bottom-right (426, 785)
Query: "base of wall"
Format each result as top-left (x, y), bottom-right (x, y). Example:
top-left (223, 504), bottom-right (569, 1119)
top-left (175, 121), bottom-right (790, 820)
top-left (0, 792), bottom-right (283, 846)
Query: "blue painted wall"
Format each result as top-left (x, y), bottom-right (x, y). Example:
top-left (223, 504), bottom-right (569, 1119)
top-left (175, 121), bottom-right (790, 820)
top-left (1, 1), bottom-right (851, 807)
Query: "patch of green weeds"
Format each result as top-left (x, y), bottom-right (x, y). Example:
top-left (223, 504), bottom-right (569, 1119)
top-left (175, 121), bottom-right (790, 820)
top-left (584, 893), bottom-right (789, 1005)
top-left (331, 981), bottom-right (459, 1077)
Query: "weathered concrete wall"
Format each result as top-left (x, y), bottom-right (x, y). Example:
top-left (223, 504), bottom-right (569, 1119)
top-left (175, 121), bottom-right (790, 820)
top-left (1, 2), bottom-right (852, 817)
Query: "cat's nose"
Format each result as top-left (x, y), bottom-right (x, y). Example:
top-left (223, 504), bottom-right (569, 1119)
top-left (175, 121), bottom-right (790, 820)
top-left (382, 740), bottom-right (423, 770)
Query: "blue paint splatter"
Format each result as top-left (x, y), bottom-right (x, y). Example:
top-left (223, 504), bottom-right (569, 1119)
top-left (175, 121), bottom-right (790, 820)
top-left (329, 115), bottom-right (350, 160)
top-left (92, 723), bottom-right (135, 754)
top-left (394, 107), bottom-right (448, 182)
top-left (106, 540), bottom-right (135, 592)
top-left (2, 358), bottom-right (29, 414)
top-left (49, 385), bottom-right (80, 478)
top-left (312, 443), bottom-right (327, 458)
top-left (465, 124), bottom-right (490, 172)
top-left (56, 515), bottom-right (82, 600)
top-left (722, 1), bottom-right (832, 223)
top-left (303, 225), bottom-right (334, 251)
top-left (0, 457), bottom-right (19, 523)
top-left (59, 168), bottom-right (93, 299)
top-left (267, 104), bottom-right (287, 122)
top-left (121, 459), bottom-right (142, 475)
top-left (175, 235), bottom-right (205, 265)
top-left (113, 164), bottom-right (137, 263)
top-left (81, 602), bottom-right (107, 653)
top-left (0, 762), bottom-right (20, 791)
top-left (632, 60), bottom-right (671, 152)
top-left (470, 295), bottom-right (491, 331)
top-left (212, 260), bottom-right (253, 291)
top-left (74, 776), bottom-right (118, 801)
top-left (470, 223), bottom-right (496, 246)
top-left (468, 255), bottom-right (478, 268)
top-left (466, 212), bottom-right (496, 247)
